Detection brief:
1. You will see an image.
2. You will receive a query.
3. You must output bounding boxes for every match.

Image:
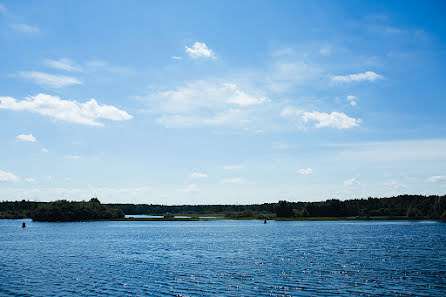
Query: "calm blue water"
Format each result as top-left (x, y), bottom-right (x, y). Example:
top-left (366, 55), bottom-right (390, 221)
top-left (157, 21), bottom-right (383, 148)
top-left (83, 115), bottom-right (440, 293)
top-left (1, 219), bottom-right (445, 296)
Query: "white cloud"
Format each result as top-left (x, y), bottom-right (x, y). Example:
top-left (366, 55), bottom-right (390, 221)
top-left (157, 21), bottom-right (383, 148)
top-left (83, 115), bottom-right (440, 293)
top-left (171, 56), bottom-right (182, 60)
top-left (190, 172), bottom-right (208, 179)
top-left (382, 181), bottom-right (407, 190)
top-left (0, 93), bottom-right (133, 126)
top-left (86, 60), bottom-right (134, 75)
top-left (428, 176), bottom-right (446, 183)
top-left (344, 178), bottom-right (360, 186)
top-left (185, 42), bottom-right (215, 59)
top-left (152, 81), bottom-right (267, 113)
top-left (64, 155), bottom-right (81, 160)
top-left (220, 178), bottom-right (245, 184)
top-left (0, 4), bottom-right (6, 14)
top-left (155, 109), bottom-right (251, 128)
top-left (25, 177), bottom-right (35, 183)
top-left (41, 148), bottom-right (49, 153)
top-left (346, 95), bottom-right (358, 106)
top-left (9, 23), bottom-right (39, 33)
top-left (16, 71), bottom-right (82, 88)
top-left (331, 71), bottom-right (383, 82)
top-left (298, 168), bottom-right (312, 175)
top-left (319, 47), bottom-right (332, 56)
top-left (280, 106), bottom-right (302, 117)
top-left (223, 165), bottom-right (243, 170)
top-left (16, 134), bottom-right (36, 142)
top-left (147, 80), bottom-right (267, 128)
top-left (180, 184), bottom-right (200, 193)
top-left (0, 170), bottom-right (19, 183)
top-left (302, 111), bottom-right (360, 129)
top-left (44, 58), bottom-right (82, 72)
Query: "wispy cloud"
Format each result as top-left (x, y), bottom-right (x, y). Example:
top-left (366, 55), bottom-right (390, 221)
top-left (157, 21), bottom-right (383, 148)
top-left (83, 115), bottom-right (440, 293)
top-left (16, 134), bottom-right (36, 142)
top-left (220, 178), bottom-right (245, 184)
top-left (344, 178), bottom-right (360, 186)
top-left (86, 60), bottom-right (134, 75)
top-left (16, 71), bottom-right (82, 88)
top-left (25, 177), bottom-right (36, 183)
top-left (298, 168), bottom-right (312, 175)
top-left (223, 165), bottom-right (243, 170)
top-left (0, 4), bottom-right (7, 14)
top-left (0, 170), bottom-right (19, 183)
top-left (145, 80), bottom-right (267, 128)
top-left (41, 148), bottom-right (49, 153)
top-left (190, 172), bottom-right (208, 179)
top-left (64, 155), bottom-right (81, 160)
top-left (331, 71), bottom-right (383, 83)
top-left (427, 176), bottom-right (446, 183)
top-left (171, 56), bottom-right (182, 60)
top-left (185, 42), bottom-right (215, 59)
top-left (44, 58), bottom-right (82, 72)
top-left (9, 23), bottom-right (39, 33)
top-left (180, 184), bottom-right (200, 192)
top-left (0, 93), bottom-right (133, 126)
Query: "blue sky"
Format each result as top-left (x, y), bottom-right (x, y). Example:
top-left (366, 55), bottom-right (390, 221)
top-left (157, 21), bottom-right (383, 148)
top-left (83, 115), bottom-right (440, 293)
top-left (1, 0), bottom-right (446, 204)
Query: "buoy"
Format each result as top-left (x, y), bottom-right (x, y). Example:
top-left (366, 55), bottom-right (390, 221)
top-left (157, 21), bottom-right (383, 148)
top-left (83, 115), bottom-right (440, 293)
top-left (264, 219), bottom-right (267, 224)
top-left (22, 222), bottom-right (26, 228)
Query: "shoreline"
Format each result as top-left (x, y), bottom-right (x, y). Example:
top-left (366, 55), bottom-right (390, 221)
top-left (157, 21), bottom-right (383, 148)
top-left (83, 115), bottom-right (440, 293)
top-left (7, 216), bottom-right (444, 222)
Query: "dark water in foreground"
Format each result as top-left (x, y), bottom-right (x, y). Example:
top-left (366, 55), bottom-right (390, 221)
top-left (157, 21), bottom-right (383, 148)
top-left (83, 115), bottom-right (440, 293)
top-left (1, 220), bottom-right (445, 296)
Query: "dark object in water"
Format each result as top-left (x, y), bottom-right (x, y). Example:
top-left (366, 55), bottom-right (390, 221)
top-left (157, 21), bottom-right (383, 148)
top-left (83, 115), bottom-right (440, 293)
top-left (22, 222), bottom-right (26, 228)
top-left (264, 219), bottom-right (267, 224)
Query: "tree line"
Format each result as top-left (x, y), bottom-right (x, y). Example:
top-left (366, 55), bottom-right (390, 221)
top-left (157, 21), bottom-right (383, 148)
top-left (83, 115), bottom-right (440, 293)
top-left (1, 194), bottom-right (445, 220)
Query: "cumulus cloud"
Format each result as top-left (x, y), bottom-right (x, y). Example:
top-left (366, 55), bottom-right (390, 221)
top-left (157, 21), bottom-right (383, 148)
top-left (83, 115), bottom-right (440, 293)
top-left (331, 71), bottom-right (383, 82)
top-left (16, 134), bottom-right (36, 142)
top-left (190, 172), bottom-right (208, 179)
top-left (0, 93), bottom-right (133, 126)
top-left (41, 148), bottom-right (49, 153)
top-left (180, 184), bottom-right (200, 192)
top-left (16, 71), bottom-right (82, 88)
top-left (298, 168), bottom-right (312, 175)
top-left (282, 107), bottom-right (360, 129)
top-left (185, 42), bottom-right (215, 59)
top-left (427, 176), bottom-right (446, 183)
top-left (220, 178), bottom-right (245, 184)
top-left (0, 170), bottom-right (19, 183)
top-left (9, 23), bottom-right (39, 33)
top-left (302, 111), bottom-right (360, 129)
top-left (44, 58), bottom-right (82, 72)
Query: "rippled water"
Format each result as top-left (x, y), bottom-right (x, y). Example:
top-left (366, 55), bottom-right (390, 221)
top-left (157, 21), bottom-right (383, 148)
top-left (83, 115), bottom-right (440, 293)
top-left (1, 219), bottom-right (445, 296)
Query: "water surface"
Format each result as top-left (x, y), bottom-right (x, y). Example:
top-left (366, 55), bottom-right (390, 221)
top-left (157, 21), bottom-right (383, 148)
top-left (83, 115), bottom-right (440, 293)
top-left (1, 219), bottom-right (445, 296)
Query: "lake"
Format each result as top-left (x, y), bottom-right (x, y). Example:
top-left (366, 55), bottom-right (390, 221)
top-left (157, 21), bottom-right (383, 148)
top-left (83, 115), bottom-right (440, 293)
top-left (1, 219), bottom-right (445, 296)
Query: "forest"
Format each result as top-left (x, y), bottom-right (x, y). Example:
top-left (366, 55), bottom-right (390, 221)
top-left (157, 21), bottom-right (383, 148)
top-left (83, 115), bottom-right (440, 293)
top-left (1, 194), bottom-right (445, 220)
top-left (0, 198), bottom-right (124, 221)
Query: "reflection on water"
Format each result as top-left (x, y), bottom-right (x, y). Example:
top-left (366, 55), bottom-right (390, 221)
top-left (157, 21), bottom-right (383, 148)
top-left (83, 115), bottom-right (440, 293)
top-left (0, 219), bottom-right (445, 296)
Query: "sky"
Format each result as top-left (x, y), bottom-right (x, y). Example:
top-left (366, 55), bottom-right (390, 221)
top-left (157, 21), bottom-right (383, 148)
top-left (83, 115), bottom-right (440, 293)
top-left (1, 0), bottom-right (446, 204)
